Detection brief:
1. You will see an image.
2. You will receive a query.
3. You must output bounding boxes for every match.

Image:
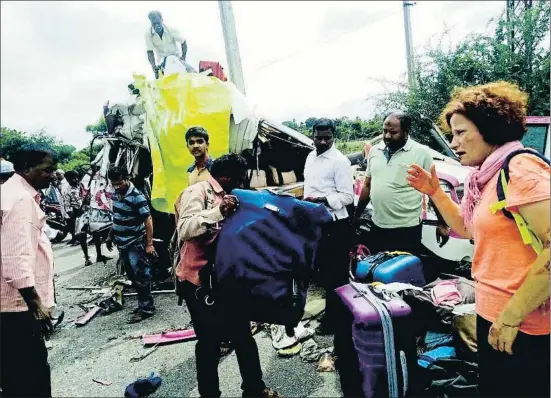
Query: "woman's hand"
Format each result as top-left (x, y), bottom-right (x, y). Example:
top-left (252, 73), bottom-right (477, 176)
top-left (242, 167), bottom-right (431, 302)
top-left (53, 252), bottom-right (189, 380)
top-left (488, 309), bottom-right (521, 355)
top-left (407, 164), bottom-right (440, 196)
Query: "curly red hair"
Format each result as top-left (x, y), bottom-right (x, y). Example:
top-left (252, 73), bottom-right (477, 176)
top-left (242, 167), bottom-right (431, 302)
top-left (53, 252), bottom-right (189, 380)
top-left (440, 81), bottom-right (528, 145)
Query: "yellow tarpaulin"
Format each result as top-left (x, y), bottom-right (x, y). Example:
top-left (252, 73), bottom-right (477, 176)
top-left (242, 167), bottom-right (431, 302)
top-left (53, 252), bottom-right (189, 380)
top-left (133, 73), bottom-right (233, 214)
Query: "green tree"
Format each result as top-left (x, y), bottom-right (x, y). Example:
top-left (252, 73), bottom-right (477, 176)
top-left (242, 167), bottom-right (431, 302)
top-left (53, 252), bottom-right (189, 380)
top-left (0, 126), bottom-right (102, 173)
top-left (85, 116), bottom-right (107, 136)
top-left (375, 1), bottom-right (550, 128)
top-left (0, 128), bottom-right (29, 160)
top-left (282, 115), bottom-right (384, 143)
top-left (282, 119), bottom-right (300, 131)
top-left (0, 127), bottom-right (75, 164)
top-left (60, 145), bottom-right (102, 173)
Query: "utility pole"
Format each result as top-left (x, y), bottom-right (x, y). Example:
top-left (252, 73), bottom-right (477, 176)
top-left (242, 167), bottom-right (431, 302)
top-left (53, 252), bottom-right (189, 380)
top-left (402, 1), bottom-right (416, 88)
top-left (218, 1), bottom-right (247, 95)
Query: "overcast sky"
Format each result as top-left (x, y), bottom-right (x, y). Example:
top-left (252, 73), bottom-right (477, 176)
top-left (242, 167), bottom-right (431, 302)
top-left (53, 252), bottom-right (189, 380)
top-left (1, 1), bottom-right (504, 148)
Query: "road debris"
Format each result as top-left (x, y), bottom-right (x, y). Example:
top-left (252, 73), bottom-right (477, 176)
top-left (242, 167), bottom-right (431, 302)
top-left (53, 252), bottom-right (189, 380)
top-left (123, 289), bottom-right (175, 297)
top-left (317, 353), bottom-right (336, 372)
top-left (98, 284), bottom-right (124, 314)
top-left (66, 286), bottom-right (107, 291)
top-left (277, 342), bottom-right (302, 358)
top-left (92, 379), bottom-right (112, 386)
top-left (124, 372), bottom-right (162, 398)
top-left (75, 306), bottom-right (102, 326)
top-left (300, 339), bottom-right (333, 363)
top-left (142, 328), bottom-right (196, 346)
top-left (130, 345), bottom-right (160, 363)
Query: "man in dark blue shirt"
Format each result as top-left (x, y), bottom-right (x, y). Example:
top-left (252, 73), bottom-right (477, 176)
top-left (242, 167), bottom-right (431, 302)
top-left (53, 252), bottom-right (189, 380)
top-left (106, 166), bottom-right (157, 323)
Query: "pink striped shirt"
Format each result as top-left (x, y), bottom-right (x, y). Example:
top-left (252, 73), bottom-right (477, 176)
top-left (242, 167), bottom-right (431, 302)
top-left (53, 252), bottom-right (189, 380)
top-left (1, 174), bottom-right (55, 312)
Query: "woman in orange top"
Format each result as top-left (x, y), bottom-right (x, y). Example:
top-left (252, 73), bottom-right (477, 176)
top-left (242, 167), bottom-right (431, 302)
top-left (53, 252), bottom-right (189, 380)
top-left (407, 81), bottom-right (550, 397)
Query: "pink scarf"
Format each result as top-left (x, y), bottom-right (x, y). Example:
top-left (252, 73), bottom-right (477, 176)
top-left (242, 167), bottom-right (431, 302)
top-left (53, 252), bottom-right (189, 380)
top-left (460, 140), bottom-right (524, 228)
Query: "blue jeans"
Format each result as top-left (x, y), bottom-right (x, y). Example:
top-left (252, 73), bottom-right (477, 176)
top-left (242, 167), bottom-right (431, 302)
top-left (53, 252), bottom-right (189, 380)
top-left (120, 242), bottom-right (155, 313)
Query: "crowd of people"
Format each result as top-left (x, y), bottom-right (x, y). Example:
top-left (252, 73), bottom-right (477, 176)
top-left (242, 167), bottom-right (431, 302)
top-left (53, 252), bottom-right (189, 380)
top-left (1, 52), bottom-right (548, 398)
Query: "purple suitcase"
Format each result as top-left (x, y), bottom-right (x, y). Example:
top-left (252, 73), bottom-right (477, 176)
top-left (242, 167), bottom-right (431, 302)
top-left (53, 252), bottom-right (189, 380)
top-left (336, 282), bottom-right (413, 398)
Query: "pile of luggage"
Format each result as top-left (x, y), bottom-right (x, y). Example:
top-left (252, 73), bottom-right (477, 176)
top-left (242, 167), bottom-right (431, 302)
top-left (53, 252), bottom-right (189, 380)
top-left (336, 246), bottom-right (478, 397)
top-left (183, 187), bottom-right (478, 397)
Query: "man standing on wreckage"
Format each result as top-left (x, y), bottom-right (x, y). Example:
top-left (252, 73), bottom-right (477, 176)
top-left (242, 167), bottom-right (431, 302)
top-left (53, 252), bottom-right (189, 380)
top-left (145, 10), bottom-right (194, 79)
top-left (174, 154), bottom-right (279, 398)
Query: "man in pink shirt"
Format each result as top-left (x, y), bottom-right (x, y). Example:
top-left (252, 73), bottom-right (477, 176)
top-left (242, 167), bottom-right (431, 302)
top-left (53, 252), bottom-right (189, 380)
top-left (1, 144), bottom-right (58, 398)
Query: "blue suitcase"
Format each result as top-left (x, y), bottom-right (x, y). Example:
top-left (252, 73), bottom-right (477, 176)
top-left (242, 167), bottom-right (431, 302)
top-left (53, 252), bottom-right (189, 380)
top-left (352, 250), bottom-right (426, 287)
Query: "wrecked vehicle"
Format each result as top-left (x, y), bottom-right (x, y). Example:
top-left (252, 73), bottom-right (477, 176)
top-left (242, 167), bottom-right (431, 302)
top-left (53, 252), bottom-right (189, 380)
top-left (87, 67), bottom-right (313, 279)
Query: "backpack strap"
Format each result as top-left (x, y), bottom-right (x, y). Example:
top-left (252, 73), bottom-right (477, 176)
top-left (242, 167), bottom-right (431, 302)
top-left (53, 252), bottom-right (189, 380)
top-left (490, 149), bottom-right (550, 254)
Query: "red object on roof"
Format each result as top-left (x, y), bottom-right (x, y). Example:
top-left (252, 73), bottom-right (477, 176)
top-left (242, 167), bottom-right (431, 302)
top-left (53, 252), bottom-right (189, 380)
top-left (199, 61), bottom-right (228, 82)
top-left (526, 116), bottom-right (550, 125)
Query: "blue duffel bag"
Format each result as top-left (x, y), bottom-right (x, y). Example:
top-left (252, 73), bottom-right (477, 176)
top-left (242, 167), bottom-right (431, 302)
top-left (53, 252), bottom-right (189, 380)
top-left (214, 189), bottom-right (333, 326)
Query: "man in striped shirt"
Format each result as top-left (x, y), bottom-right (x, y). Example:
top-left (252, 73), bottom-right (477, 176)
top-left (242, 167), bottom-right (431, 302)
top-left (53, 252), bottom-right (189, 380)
top-left (106, 166), bottom-right (157, 323)
top-left (1, 144), bottom-right (58, 397)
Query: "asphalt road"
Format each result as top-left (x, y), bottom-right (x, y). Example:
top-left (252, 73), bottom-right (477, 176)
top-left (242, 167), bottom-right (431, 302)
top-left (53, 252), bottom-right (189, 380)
top-left (49, 240), bottom-right (342, 397)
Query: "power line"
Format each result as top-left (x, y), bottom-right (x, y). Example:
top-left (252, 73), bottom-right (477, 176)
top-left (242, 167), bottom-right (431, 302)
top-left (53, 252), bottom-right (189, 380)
top-left (252, 6), bottom-right (402, 72)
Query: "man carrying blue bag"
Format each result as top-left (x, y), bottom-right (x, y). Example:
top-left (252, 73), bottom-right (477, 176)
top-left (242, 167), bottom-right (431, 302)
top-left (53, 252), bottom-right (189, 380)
top-left (174, 154), bottom-right (279, 398)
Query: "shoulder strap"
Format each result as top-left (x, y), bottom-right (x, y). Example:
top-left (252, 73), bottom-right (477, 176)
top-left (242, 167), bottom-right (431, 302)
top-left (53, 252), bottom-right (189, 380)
top-left (494, 149), bottom-right (550, 219)
top-left (490, 149), bottom-right (550, 254)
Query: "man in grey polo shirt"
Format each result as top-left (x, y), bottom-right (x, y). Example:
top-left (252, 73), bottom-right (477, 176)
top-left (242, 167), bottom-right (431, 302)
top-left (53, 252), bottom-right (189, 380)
top-left (352, 111), bottom-right (433, 256)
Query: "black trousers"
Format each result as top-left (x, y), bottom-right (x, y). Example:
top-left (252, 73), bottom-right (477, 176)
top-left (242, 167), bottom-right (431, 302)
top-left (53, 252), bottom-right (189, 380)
top-left (182, 281), bottom-right (265, 397)
top-left (0, 312), bottom-right (51, 398)
top-left (368, 223), bottom-right (423, 257)
top-left (316, 218), bottom-right (354, 328)
top-left (67, 210), bottom-right (78, 240)
top-left (477, 315), bottom-right (550, 397)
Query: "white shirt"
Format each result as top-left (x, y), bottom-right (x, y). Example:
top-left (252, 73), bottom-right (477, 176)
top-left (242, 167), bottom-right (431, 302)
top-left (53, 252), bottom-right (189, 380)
top-left (303, 145), bottom-right (354, 220)
top-left (145, 25), bottom-right (184, 63)
top-left (59, 178), bottom-right (72, 213)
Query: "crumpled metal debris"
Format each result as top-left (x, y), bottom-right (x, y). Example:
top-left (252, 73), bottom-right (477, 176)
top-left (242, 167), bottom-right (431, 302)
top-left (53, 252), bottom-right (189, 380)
top-left (98, 284), bottom-right (124, 314)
